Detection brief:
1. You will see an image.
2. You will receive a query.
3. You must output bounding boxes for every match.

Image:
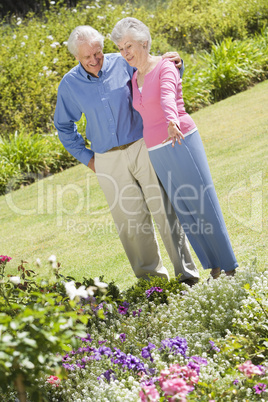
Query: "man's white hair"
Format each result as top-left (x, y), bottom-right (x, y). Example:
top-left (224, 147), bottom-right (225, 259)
top-left (67, 25), bottom-right (104, 57)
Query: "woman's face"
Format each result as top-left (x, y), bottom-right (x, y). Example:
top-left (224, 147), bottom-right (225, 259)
top-left (117, 35), bottom-right (146, 68)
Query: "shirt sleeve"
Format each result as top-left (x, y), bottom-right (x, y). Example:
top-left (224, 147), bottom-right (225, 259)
top-left (54, 80), bottom-right (94, 166)
top-left (159, 59), bottom-right (181, 129)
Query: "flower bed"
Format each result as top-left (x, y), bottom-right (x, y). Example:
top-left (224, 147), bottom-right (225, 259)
top-left (0, 256), bottom-right (267, 401)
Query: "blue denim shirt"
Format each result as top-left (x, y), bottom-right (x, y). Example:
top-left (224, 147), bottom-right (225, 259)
top-left (54, 53), bottom-right (143, 166)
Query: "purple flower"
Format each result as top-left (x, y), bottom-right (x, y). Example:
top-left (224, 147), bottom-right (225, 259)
top-left (233, 379), bottom-right (239, 385)
top-left (146, 287), bottom-right (163, 298)
top-left (124, 354), bottom-right (146, 372)
top-left (93, 345), bottom-right (112, 361)
top-left (187, 361), bottom-right (200, 375)
top-left (62, 363), bottom-right (76, 371)
top-left (112, 348), bottom-right (127, 365)
top-left (98, 369), bottom-right (115, 383)
top-left (141, 376), bottom-right (159, 386)
top-left (112, 348), bottom-right (146, 373)
top-left (80, 333), bottom-right (93, 343)
top-left (76, 362), bottom-right (85, 369)
top-left (98, 339), bottom-right (107, 345)
top-left (141, 342), bottom-right (156, 362)
top-left (253, 383), bottom-right (266, 394)
top-left (133, 308), bottom-right (142, 317)
top-left (98, 346), bottom-right (112, 356)
top-left (160, 336), bottom-right (188, 358)
top-left (257, 365), bottom-right (267, 375)
top-left (119, 333), bottom-right (126, 343)
top-left (209, 340), bottom-right (220, 352)
top-left (190, 356), bottom-right (208, 366)
top-left (118, 301), bottom-right (129, 315)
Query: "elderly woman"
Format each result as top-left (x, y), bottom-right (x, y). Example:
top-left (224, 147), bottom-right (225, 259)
top-left (111, 18), bottom-right (238, 279)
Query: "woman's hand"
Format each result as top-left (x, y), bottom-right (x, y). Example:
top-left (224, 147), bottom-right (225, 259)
top-left (162, 121), bottom-right (184, 147)
top-left (162, 51), bottom-right (182, 68)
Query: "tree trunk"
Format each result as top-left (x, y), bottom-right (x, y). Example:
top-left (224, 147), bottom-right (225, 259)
top-left (14, 374), bottom-right (27, 402)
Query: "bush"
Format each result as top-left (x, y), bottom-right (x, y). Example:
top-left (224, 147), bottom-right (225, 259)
top-left (153, 0), bottom-right (268, 52)
top-left (201, 35), bottom-right (268, 101)
top-left (0, 131), bottom-right (77, 195)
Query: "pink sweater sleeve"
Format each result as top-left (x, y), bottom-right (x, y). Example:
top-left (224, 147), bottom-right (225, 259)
top-left (159, 59), bottom-right (181, 129)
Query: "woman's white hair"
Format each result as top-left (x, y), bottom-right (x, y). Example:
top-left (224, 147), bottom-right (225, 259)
top-left (67, 25), bottom-right (104, 57)
top-left (111, 17), bottom-right (152, 51)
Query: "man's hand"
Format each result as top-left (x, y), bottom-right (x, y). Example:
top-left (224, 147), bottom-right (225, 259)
top-left (87, 156), bottom-right (96, 172)
top-left (162, 51), bottom-right (182, 69)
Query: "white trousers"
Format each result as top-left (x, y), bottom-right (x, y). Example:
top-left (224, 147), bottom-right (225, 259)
top-left (95, 138), bottom-right (199, 281)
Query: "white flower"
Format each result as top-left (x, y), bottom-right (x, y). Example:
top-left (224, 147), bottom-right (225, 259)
top-left (64, 281), bottom-right (88, 300)
top-left (35, 258), bottom-right (41, 267)
top-left (21, 42), bottom-right (25, 47)
top-left (9, 276), bottom-right (20, 285)
top-left (50, 42), bottom-right (60, 48)
top-left (48, 254), bottom-right (56, 263)
top-left (87, 286), bottom-right (97, 296)
top-left (94, 277), bottom-right (108, 288)
top-left (50, 1), bottom-right (55, 4)
top-left (47, 35), bottom-right (54, 40)
top-left (24, 35), bottom-right (28, 39)
top-left (63, 41), bottom-right (68, 46)
top-left (97, 16), bottom-right (105, 19)
top-left (43, 66), bottom-right (48, 70)
top-left (53, 58), bottom-right (58, 63)
top-left (72, 8), bottom-right (77, 12)
top-left (13, 35), bottom-right (16, 39)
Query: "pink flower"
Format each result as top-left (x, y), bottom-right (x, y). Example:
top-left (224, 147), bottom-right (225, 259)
top-left (139, 385), bottom-right (160, 402)
top-left (46, 375), bottom-right (61, 387)
top-left (253, 383), bottom-right (267, 395)
top-left (159, 364), bottom-right (199, 388)
top-left (0, 255), bottom-right (12, 264)
top-left (161, 378), bottom-right (191, 401)
top-left (238, 361), bottom-right (262, 377)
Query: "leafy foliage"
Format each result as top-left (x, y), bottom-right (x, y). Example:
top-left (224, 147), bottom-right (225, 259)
top-left (0, 256), bottom-right (268, 401)
top-left (0, 131), bottom-right (77, 195)
top-left (122, 274), bottom-right (185, 305)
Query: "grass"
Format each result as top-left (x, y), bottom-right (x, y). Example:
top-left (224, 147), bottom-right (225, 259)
top-left (1, 80), bottom-right (267, 289)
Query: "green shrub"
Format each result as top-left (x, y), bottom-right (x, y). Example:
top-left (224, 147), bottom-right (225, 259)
top-left (201, 36), bottom-right (268, 101)
top-left (0, 131), bottom-right (77, 195)
top-left (122, 275), bottom-right (185, 306)
top-left (153, 0), bottom-right (268, 52)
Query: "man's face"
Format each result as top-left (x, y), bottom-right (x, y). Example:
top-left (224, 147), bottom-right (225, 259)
top-left (75, 41), bottom-right (104, 77)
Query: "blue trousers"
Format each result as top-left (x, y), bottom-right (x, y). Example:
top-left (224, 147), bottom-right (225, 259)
top-left (149, 131), bottom-right (238, 271)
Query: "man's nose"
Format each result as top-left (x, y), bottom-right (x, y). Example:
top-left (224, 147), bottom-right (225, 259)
top-left (90, 55), bottom-right (98, 63)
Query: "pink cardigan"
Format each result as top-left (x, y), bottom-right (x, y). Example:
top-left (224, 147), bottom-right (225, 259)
top-left (132, 58), bottom-right (196, 149)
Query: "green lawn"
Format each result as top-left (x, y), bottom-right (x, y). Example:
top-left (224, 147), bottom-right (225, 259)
top-left (1, 81), bottom-right (267, 289)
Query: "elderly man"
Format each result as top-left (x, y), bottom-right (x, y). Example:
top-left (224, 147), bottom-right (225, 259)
top-left (54, 25), bottom-right (199, 284)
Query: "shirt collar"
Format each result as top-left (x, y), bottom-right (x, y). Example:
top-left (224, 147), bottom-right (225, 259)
top-left (78, 55), bottom-right (108, 80)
